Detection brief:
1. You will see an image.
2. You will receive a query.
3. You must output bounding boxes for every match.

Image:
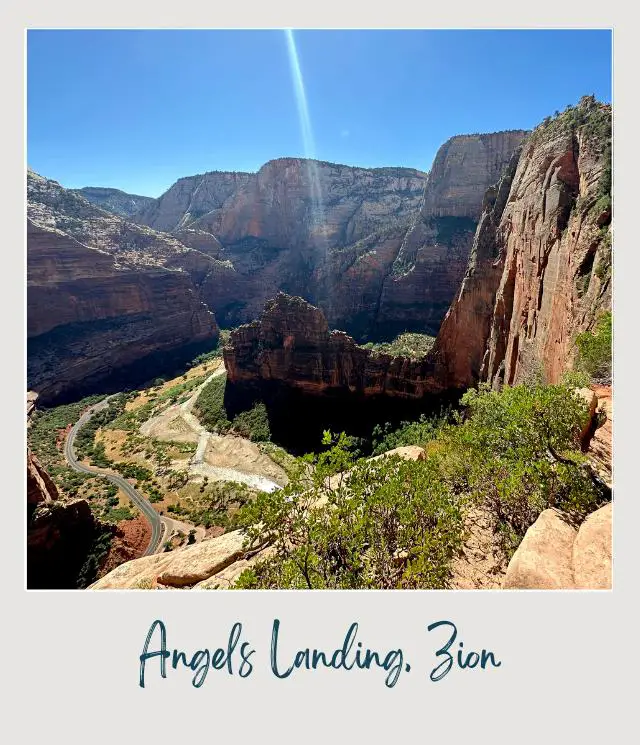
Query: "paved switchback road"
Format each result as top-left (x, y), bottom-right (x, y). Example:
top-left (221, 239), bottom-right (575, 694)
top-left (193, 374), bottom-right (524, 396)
top-left (64, 398), bottom-right (166, 556)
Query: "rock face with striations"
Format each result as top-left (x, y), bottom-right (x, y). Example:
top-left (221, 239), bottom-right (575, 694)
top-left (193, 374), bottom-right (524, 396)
top-left (502, 503), bottom-right (611, 590)
top-left (134, 159), bottom-right (429, 331)
top-left (437, 97), bottom-right (612, 388)
top-left (224, 293), bottom-right (447, 398)
top-left (368, 130), bottom-right (529, 338)
top-left (134, 171), bottom-right (256, 233)
top-left (133, 144), bottom-right (527, 338)
top-left (27, 496), bottom-right (103, 589)
top-left (223, 100), bottom-right (612, 439)
top-left (27, 447), bottom-right (59, 509)
top-left (308, 131), bottom-right (528, 338)
top-left (27, 171), bottom-right (220, 403)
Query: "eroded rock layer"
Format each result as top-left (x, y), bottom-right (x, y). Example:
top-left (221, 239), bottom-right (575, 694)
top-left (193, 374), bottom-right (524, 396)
top-left (27, 172), bottom-right (219, 403)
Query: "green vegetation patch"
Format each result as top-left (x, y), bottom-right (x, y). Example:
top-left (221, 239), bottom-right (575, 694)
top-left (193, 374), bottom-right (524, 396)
top-left (575, 312), bottom-right (612, 383)
top-left (194, 373), bottom-right (271, 442)
top-left (193, 374), bottom-right (231, 432)
top-left (371, 409), bottom-right (452, 455)
top-left (28, 394), bottom-right (104, 469)
top-left (360, 332), bottom-right (436, 360)
top-left (257, 442), bottom-right (299, 478)
top-left (236, 432), bottom-right (465, 590)
top-left (168, 479), bottom-right (257, 529)
top-left (73, 395), bottom-right (129, 461)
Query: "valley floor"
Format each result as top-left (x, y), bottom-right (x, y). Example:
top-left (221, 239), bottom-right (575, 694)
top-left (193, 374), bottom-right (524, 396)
top-left (58, 357), bottom-right (291, 576)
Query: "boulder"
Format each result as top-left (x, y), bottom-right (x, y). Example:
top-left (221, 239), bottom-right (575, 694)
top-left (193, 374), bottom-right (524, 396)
top-left (155, 530), bottom-right (247, 587)
top-left (371, 445), bottom-right (426, 463)
top-left (502, 509), bottom-right (577, 589)
top-left (573, 503), bottom-right (612, 589)
top-left (92, 530), bottom-right (248, 589)
top-left (193, 547), bottom-right (275, 589)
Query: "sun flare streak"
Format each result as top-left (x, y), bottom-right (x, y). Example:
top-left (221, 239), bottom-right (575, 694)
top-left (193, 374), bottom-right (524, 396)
top-left (284, 29), bottom-right (327, 246)
top-left (285, 29), bottom-right (316, 161)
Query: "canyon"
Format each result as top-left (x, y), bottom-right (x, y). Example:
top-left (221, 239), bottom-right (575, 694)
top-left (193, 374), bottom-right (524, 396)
top-left (225, 98), bottom-right (611, 428)
top-left (132, 138), bottom-right (527, 338)
top-left (28, 135), bottom-right (528, 406)
top-left (26, 96), bottom-right (612, 591)
top-left (28, 129), bottom-right (527, 405)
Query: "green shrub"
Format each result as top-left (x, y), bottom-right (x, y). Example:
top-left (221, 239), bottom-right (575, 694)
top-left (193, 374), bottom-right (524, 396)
top-left (194, 374), bottom-right (270, 441)
top-left (171, 480), bottom-right (255, 528)
top-left (575, 312), bottom-right (612, 383)
top-left (114, 462), bottom-right (153, 481)
top-left (446, 382), bottom-right (606, 551)
top-left (360, 332), bottom-right (436, 359)
top-left (231, 402), bottom-right (271, 442)
top-left (371, 410), bottom-right (450, 455)
top-left (103, 505), bottom-right (135, 523)
top-left (236, 432), bottom-right (464, 589)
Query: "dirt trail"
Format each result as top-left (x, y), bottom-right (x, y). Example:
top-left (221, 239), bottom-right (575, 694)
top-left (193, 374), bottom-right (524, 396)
top-left (140, 361), bottom-right (285, 492)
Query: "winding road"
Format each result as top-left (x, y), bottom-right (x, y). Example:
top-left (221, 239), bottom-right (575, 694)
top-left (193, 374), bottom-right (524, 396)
top-left (64, 398), bottom-right (166, 556)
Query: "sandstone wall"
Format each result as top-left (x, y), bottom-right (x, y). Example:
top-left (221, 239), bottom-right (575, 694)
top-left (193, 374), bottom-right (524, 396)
top-left (437, 99), bottom-right (611, 387)
top-left (27, 173), bottom-right (219, 402)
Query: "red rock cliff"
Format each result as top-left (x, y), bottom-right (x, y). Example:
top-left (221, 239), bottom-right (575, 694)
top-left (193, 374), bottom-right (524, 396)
top-left (224, 100), bottom-right (612, 411)
top-left (139, 144), bottom-right (524, 337)
top-left (27, 172), bottom-right (219, 402)
top-left (437, 97), bottom-right (611, 388)
top-left (135, 159), bottom-right (429, 331)
top-left (224, 293), bottom-right (447, 399)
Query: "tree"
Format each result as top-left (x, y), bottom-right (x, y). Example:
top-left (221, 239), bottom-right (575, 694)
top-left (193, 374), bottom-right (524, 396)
top-left (236, 432), bottom-right (464, 589)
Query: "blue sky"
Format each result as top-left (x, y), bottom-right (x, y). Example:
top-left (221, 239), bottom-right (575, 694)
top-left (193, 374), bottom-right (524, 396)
top-left (27, 29), bottom-right (612, 198)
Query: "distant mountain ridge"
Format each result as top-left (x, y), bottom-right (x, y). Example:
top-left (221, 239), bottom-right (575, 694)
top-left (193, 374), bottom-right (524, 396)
top-left (75, 186), bottom-right (155, 218)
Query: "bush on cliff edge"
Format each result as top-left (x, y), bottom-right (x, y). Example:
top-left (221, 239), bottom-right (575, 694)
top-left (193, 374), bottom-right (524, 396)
top-left (235, 381), bottom-right (607, 588)
top-left (575, 312), bottom-right (612, 384)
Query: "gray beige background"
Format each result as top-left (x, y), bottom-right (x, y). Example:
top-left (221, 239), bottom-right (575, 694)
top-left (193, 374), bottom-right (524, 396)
top-left (5, 2), bottom-right (636, 742)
